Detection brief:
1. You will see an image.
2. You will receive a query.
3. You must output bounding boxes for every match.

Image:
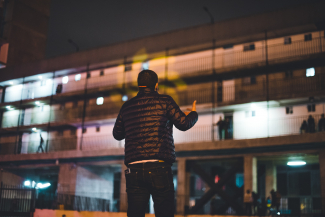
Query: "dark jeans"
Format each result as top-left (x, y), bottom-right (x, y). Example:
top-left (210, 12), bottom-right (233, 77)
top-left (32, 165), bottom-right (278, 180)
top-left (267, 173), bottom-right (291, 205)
top-left (125, 162), bottom-right (175, 217)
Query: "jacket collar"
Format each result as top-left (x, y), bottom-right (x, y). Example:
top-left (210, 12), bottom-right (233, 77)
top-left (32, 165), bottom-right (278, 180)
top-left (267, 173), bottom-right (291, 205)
top-left (137, 87), bottom-right (157, 95)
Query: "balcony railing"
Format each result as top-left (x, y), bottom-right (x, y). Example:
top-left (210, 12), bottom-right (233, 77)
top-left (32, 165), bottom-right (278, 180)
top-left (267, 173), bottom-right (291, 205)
top-left (2, 36), bottom-right (325, 103)
top-left (1, 114), bottom-right (324, 155)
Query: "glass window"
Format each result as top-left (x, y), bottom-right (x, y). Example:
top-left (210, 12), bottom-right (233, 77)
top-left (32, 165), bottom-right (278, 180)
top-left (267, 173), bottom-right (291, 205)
top-left (284, 37), bottom-right (292, 45)
top-left (304, 33), bottom-right (312, 41)
top-left (307, 104), bottom-right (315, 112)
top-left (243, 43), bottom-right (255, 51)
top-left (286, 106), bottom-right (293, 114)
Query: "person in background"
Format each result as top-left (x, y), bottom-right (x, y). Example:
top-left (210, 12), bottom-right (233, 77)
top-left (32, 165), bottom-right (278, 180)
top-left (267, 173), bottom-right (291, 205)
top-left (307, 115), bottom-right (316, 133)
top-left (318, 114), bottom-right (325, 132)
top-left (300, 120), bottom-right (308, 134)
top-left (216, 116), bottom-right (225, 140)
top-left (244, 189), bottom-right (253, 215)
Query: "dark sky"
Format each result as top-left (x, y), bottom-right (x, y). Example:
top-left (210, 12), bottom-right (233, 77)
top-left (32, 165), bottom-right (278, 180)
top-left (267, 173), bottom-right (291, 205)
top-left (45, 0), bottom-right (319, 58)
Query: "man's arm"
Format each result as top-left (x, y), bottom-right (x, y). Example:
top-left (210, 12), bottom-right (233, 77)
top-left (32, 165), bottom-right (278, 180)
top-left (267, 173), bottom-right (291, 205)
top-left (113, 112), bottom-right (125, 140)
top-left (167, 97), bottom-right (198, 131)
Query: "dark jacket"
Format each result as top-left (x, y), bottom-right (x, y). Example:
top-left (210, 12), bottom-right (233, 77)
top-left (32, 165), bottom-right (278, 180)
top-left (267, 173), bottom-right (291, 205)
top-left (113, 87), bottom-right (198, 165)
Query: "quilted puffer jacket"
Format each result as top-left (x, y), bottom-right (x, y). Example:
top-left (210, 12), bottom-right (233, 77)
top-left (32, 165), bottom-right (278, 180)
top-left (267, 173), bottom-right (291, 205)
top-left (113, 87), bottom-right (198, 165)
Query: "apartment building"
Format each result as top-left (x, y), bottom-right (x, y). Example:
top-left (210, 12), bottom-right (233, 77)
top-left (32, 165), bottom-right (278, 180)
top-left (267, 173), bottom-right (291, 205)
top-left (0, 1), bottom-right (325, 215)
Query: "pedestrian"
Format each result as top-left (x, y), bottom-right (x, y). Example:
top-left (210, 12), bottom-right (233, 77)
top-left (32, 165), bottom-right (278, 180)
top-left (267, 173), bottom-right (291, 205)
top-left (300, 120), bottom-right (308, 134)
top-left (307, 115), bottom-right (315, 133)
top-left (251, 191), bottom-right (258, 215)
top-left (270, 189), bottom-right (281, 214)
top-left (37, 134), bottom-right (45, 153)
top-left (318, 114), bottom-right (325, 132)
top-left (216, 116), bottom-right (224, 140)
top-left (244, 189), bottom-right (253, 215)
top-left (113, 70), bottom-right (198, 217)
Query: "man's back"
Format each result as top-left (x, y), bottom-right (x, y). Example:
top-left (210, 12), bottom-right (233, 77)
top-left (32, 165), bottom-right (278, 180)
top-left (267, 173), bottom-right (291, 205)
top-left (113, 87), bottom-right (198, 165)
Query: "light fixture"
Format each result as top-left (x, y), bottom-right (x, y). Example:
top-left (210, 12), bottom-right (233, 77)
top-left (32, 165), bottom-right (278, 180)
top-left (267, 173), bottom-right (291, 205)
top-left (287, 161), bottom-right (306, 166)
top-left (62, 76), bottom-right (69, 84)
top-left (32, 181), bottom-right (36, 188)
top-left (6, 106), bottom-right (14, 110)
top-left (9, 81), bottom-right (13, 85)
top-left (36, 182), bottom-right (51, 189)
top-left (24, 180), bottom-right (31, 187)
top-left (32, 128), bottom-right (37, 132)
top-left (35, 101), bottom-right (40, 105)
top-left (75, 74), bottom-right (81, 81)
top-left (38, 76), bottom-right (42, 79)
top-left (122, 95), bottom-right (128, 102)
top-left (306, 68), bottom-right (315, 77)
top-left (251, 103), bottom-right (257, 109)
top-left (96, 97), bottom-right (104, 105)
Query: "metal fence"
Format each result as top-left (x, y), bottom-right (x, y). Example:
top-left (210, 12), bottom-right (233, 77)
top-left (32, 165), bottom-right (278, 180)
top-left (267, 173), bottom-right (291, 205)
top-left (0, 182), bottom-right (35, 217)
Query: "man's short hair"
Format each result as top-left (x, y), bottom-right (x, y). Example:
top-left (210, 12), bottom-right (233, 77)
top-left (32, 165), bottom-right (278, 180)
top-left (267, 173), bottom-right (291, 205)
top-left (137, 70), bottom-right (158, 88)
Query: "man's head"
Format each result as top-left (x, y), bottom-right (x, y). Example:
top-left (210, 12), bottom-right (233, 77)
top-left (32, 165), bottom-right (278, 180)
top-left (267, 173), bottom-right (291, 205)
top-left (137, 70), bottom-right (158, 89)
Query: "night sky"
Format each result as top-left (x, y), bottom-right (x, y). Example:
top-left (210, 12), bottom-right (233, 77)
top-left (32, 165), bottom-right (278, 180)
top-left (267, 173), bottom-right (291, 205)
top-left (45, 0), bottom-right (320, 58)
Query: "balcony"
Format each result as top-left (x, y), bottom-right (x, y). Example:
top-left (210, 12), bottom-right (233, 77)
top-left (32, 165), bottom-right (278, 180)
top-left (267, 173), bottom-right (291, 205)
top-left (1, 34), bottom-right (325, 104)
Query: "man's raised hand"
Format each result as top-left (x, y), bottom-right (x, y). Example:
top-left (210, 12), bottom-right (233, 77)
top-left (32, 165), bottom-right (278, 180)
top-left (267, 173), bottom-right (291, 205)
top-left (184, 100), bottom-right (197, 116)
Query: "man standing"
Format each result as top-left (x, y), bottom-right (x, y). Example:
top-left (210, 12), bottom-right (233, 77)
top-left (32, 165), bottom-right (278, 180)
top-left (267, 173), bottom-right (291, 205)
top-left (113, 70), bottom-right (198, 217)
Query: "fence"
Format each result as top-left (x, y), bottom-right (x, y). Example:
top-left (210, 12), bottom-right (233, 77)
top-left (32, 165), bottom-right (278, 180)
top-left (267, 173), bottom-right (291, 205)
top-left (0, 182), bottom-right (36, 217)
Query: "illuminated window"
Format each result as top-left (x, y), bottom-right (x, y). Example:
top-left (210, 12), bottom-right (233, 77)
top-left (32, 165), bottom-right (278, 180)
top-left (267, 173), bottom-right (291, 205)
top-left (307, 104), bottom-right (315, 112)
top-left (96, 126), bottom-right (100, 132)
top-left (306, 68), bottom-right (315, 77)
top-left (96, 97), bottom-right (104, 105)
top-left (286, 106), bottom-right (293, 114)
top-left (100, 70), bottom-right (104, 76)
top-left (62, 76), bottom-right (69, 84)
top-left (243, 44), bottom-right (255, 51)
top-left (304, 33), bottom-right (312, 41)
top-left (75, 74), bottom-right (81, 81)
top-left (284, 37), bottom-right (291, 45)
top-left (142, 61), bottom-right (149, 70)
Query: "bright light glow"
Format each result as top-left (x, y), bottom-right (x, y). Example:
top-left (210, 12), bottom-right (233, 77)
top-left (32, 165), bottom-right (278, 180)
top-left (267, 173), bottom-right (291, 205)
top-left (24, 180), bottom-right (31, 186)
top-left (287, 161), bottom-right (306, 166)
top-left (122, 95), bottom-right (128, 102)
top-left (142, 61), bottom-right (149, 70)
top-left (9, 81), bottom-right (13, 85)
top-left (62, 76), bottom-right (69, 84)
top-left (36, 182), bottom-right (51, 189)
top-left (46, 79), bottom-right (52, 85)
top-left (277, 212), bottom-right (280, 215)
top-left (306, 68), bottom-right (315, 77)
top-left (75, 74), bottom-right (81, 81)
top-left (32, 128), bottom-right (37, 132)
top-left (96, 97), bottom-right (104, 105)
top-left (38, 76), bottom-right (42, 79)
top-left (6, 106), bottom-right (14, 110)
top-left (251, 103), bottom-right (257, 109)
top-left (35, 101), bottom-right (40, 105)
top-left (32, 181), bottom-right (36, 188)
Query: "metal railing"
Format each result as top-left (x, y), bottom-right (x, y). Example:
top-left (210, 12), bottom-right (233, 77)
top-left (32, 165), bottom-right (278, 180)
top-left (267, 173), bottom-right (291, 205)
top-left (1, 114), bottom-right (324, 155)
top-left (2, 35), bottom-right (325, 103)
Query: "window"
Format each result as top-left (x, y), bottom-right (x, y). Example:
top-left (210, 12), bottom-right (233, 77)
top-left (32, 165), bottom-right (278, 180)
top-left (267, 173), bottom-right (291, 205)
top-left (100, 70), bottom-right (104, 76)
top-left (307, 104), bottom-right (315, 112)
top-left (70, 129), bottom-right (76, 136)
top-left (96, 97), bottom-right (104, 105)
top-left (286, 106), bottom-right (293, 114)
top-left (284, 37), bottom-right (292, 45)
top-left (87, 73), bottom-right (91, 78)
top-left (124, 64), bottom-right (132, 72)
top-left (62, 76), bottom-right (69, 84)
top-left (82, 128), bottom-right (87, 134)
top-left (242, 76), bottom-right (256, 85)
top-left (223, 44), bottom-right (233, 49)
top-left (251, 111), bottom-right (256, 117)
top-left (75, 74), bottom-right (81, 81)
top-left (56, 84), bottom-right (62, 94)
top-left (304, 33), bottom-right (312, 41)
top-left (246, 111), bottom-right (255, 117)
top-left (306, 68), bottom-right (315, 77)
top-left (243, 44), bottom-right (255, 51)
top-left (96, 126), bottom-right (100, 132)
top-left (285, 70), bottom-right (293, 79)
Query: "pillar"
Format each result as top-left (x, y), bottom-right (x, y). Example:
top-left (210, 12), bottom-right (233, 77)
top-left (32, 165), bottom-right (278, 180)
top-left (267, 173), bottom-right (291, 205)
top-left (243, 156), bottom-right (257, 202)
top-left (265, 162), bottom-right (277, 199)
top-left (319, 150), bottom-right (325, 214)
top-left (57, 163), bottom-right (77, 195)
top-left (176, 158), bottom-right (190, 215)
top-left (119, 163), bottom-right (128, 212)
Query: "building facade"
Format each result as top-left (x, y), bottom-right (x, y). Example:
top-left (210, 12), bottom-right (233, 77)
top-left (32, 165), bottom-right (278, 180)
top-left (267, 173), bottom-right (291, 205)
top-left (0, 2), bottom-right (325, 215)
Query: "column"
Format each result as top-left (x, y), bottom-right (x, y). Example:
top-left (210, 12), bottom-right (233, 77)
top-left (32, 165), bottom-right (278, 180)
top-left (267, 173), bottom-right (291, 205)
top-left (265, 162), bottom-right (277, 199)
top-left (57, 163), bottom-right (77, 195)
top-left (243, 155), bottom-right (257, 202)
top-left (176, 158), bottom-right (190, 215)
top-left (319, 150), bottom-right (325, 214)
top-left (120, 163), bottom-right (128, 212)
